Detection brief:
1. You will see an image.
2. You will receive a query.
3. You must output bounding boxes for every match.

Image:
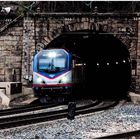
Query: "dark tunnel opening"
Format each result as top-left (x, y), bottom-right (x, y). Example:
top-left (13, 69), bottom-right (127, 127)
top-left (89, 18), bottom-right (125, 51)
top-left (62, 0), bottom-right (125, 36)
top-left (46, 30), bottom-right (131, 99)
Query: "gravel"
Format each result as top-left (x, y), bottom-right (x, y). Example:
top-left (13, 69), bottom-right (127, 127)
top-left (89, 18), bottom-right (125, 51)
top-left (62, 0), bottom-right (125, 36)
top-left (0, 101), bottom-right (140, 139)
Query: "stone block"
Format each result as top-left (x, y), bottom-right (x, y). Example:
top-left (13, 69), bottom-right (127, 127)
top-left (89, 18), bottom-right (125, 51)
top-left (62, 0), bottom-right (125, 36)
top-left (83, 22), bottom-right (89, 30)
top-left (129, 92), bottom-right (140, 104)
top-left (16, 74), bottom-right (21, 81)
top-left (22, 87), bottom-right (34, 95)
top-left (15, 69), bottom-right (21, 75)
top-left (0, 69), bottom-right (4, 75)
top-left (0, 89), bottom-right (10, 108)
top-left (0, 63), bottom-right (5, 68)
top-left (14, 63), bottom-right (22, 68)
top-left (15, 56), bottom-right (22, 62)
top-left (0, 76), bottom-right (4, 82)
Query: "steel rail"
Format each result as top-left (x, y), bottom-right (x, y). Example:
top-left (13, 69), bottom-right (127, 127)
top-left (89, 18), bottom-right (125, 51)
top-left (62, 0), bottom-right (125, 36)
top-left (96, 130), bottom-right (140, 139)
top-left (0, 100), bottom-right (98, 117)
top-left (0, 100), bottom-right (100, 122)
top-left (0, 103), bottom-right (65, 117)
top-left (0, 100), bottom-right (118, 130)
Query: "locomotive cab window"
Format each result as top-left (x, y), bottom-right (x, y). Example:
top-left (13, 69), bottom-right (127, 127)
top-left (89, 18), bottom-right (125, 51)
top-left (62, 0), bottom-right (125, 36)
top-left (37, 49), bottom-right (68, 73)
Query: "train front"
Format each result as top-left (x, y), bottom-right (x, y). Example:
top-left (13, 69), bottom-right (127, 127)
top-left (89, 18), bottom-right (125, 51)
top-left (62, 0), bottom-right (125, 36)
top-left (33, 49), bottom-right (72, 98)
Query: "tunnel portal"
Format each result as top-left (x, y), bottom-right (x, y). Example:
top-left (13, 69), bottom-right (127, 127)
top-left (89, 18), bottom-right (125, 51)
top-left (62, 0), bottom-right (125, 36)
top-left (46, 30), bottom-right (131, 99)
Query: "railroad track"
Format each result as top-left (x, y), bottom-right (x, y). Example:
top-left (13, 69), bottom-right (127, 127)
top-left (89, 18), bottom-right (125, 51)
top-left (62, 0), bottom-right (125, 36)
top-left (0, 100), bottom-right (118, 130)
top-left (0, 102), bottom-right (67, 117)
top-left (96, 129), bottom-right (140, 139)
top-left (0, 99), bottom-right (98, 117)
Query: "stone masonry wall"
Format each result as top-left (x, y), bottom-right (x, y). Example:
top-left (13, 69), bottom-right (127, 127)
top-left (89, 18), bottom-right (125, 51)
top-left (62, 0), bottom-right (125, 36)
top-left (136, 18), bottom-right (140, 92)
top-left (0, 14), bottom-right (139, 93)
top-left (0, 18), bottom-right (23, 82)
top-left (22, 17), bottom-right (35, 85)
top-left (32, 16), bottom-right (138, 90)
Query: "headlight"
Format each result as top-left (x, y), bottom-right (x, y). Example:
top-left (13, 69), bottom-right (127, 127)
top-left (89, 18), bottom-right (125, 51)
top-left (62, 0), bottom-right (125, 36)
top-left (61, 76), bottom-right (69, 83)
top-left (36, 77), bottom-right (43, 84)
top-left (60, 73), bottom-right (72, 84)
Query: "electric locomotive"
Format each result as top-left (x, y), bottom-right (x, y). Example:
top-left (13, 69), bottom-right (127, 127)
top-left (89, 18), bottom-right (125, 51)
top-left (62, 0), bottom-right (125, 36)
top-left (33, 48), bottom-right (86, 103)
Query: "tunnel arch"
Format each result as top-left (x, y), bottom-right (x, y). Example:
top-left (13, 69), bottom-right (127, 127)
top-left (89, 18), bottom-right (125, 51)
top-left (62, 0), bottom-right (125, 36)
top-left (44, 21), bottom-right (108, 45)
top-left (46, 30), bottom-right (130, 59)
top-left (44, 20), bottom-right (101, 45)
top-left (43, 18), bottom-right (135, 50)
top-left (45, 30), bottom-right (131, 99)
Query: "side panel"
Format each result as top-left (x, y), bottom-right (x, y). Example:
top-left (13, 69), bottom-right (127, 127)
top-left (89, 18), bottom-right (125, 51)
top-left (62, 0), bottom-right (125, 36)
top-left (72, 57), bottom-right (86, 91)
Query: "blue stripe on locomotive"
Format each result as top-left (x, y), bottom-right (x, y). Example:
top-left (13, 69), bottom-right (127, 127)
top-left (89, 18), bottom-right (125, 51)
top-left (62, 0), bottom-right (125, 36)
top-left (33, 50), bottom-right (72, 78)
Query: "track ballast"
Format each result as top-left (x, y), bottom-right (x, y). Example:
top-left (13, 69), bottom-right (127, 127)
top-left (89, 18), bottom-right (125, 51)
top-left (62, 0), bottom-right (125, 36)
top-left (0, 100), bottom-right (118, 130)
